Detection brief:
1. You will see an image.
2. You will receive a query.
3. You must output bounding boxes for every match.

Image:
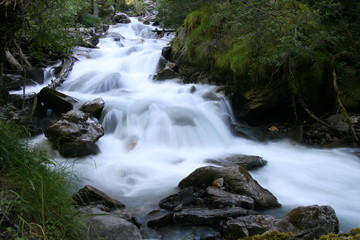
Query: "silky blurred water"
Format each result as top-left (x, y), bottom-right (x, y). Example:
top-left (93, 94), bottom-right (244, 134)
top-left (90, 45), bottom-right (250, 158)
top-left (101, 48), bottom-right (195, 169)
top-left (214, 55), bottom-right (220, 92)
top-left (30, 18), bottom-right (360, 233)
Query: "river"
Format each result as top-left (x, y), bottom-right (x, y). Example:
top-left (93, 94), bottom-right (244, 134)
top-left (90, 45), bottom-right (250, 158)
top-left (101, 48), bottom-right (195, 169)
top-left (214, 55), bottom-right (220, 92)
top-left (22, 18), bottom-right (360, 237)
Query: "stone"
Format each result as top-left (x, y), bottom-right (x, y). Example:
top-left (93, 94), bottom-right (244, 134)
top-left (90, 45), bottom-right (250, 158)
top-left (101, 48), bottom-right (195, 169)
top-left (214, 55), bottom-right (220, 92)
top-left (222, 215), bottom-right (278, 240)
top-left (205, 186), bottom-right (255, 210)
top-left (85, 207), bottom-right (142, 240)
top-left (147, 212), bottom-right (174, 228)
top-left (161, 46), bottom-right (172, 60)
top-left (37, 87), bottom-right (78, 115)
top-left (44, 109), bottom-right (104, 157)
top-left (273, 205), bottom-right (339, 240)
top-left (113, 12), bottom-right (131, 24)
top-left (174, 207), bottom-right (251, 226)
top-left (205, 154), bottom-right (267, 170)
top-left (79, 97), bottom-right (105, 119)
top-left (159, 186), bottom-right (195, 210)
top-left (178, 165), bottom-right (280, 209)
top-left (73, 185), bottom-right (126, 210)
top-left (153, 67), bottom-right (180, 81)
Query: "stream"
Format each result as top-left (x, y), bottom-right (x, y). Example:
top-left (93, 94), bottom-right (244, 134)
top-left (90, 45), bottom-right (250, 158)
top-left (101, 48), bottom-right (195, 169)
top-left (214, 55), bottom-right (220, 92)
top-left (20, 18), bottom-right (360, 237)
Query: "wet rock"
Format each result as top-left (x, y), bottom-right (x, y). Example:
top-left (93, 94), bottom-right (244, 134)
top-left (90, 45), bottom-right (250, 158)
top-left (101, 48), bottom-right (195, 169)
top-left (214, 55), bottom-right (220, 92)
top-left (147, 212), bottom-right (174, 228)
top-left (106, 32), bottom-right (125, 42)
top-left (79, 97), bottom-right (105, 119)
top-left (327, 114), bottom-right (349, 132)
top-left (85, 207), bottom-right (142, 240)
top-left (59, 141), bottom-right (101, 158)
top-left (178, 165), bottom-right (280, 209)
top-left (159, 186), bottom-right (195, 210)
top-left (44, 109), bottom-right (104, 157)
top-left (174, 207), bottom-right (251, 226)
top-left (73, 185), bottom-right (126, 210)
top-left (153, 66), bottom-right (180, 81)
top-left (161, 46), bottom-right (172, 60)
top-left (205, 186), bottom-right (254, 210)
top-left (273, 205), bottom-right (339, 240)
top-left (205, 154), bottom-right (267, 170)
top-left (222, 205), bottom-right (339, 240)
top-left (222, 215), bottom-right (277, 240)
top-left (37, 87), bottom-right (78, 115)
top-left (113, 12), bottom-right (131, 24)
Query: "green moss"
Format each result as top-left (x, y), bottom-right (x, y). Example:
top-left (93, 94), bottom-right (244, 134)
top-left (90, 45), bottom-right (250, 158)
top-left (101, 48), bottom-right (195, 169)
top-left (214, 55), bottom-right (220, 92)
top-left (239, 166), bottom-right (252, 183)
top-left (241, 231), bottom-right (293, 240)
top-left (316, 228), bottom-right (360, 239)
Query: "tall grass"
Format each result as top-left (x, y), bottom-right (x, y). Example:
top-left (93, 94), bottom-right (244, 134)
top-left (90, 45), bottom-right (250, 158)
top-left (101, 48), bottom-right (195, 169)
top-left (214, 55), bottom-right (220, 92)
top-left (0, 122), bottom-right (85, 239)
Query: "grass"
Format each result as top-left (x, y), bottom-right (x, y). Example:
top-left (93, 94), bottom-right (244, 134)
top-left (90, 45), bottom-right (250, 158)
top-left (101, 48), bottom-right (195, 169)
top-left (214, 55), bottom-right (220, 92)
top-left (0, 122), bottom-right (85, 239)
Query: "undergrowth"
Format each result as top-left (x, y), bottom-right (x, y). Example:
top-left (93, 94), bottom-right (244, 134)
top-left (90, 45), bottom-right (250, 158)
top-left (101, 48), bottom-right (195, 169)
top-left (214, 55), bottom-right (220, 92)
top-left (0, 122), bottom-right (85, 239)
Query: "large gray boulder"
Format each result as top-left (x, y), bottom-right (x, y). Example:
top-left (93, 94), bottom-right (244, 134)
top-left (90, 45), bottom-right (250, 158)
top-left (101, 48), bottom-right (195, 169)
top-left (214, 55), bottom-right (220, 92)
top-left (37, 87), bottom-right (78, 115)
top-left (85, 207), bottom-right (142, 240)
top-left (222, 205), bottom-right (339, 240)
top-left (273, 205), bottom-right (339, 240)
top-left (79, 97), bottom-right (105, 119)
top-left (113, 12), bottom-right (131, 24)
top-left (44, 109), bottom-right (104, 157)
top-left (178, 165), bottom-right (280, 209)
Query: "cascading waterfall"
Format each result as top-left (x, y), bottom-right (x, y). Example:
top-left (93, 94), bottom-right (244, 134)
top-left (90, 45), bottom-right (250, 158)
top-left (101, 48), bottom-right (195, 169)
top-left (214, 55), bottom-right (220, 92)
top-left (30, 18), bottom-right (359, 233)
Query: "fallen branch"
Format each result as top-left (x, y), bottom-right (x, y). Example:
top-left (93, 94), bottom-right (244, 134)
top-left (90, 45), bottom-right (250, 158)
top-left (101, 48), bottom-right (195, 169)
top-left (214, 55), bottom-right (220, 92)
top-left (48, 56), bottom-right (77, 89)
top-left (5, 50), bottom-right (23, 72)
top-left (14, 40), bottom-right (32, 68)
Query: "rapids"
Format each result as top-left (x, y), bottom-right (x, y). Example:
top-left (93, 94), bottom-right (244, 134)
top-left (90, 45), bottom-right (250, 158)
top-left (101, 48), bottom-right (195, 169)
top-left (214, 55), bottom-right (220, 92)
top-left (26, 18), bottom-right (360, 234)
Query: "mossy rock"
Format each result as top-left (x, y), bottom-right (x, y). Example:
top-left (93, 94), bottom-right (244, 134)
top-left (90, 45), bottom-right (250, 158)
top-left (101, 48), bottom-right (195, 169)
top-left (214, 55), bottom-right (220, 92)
top-left (241, 231), bottom-right (293, 240)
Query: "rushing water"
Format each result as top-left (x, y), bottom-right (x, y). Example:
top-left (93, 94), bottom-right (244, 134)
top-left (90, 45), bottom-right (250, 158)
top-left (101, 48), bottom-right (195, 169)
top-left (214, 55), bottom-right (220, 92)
top-left (26, 18), bottom-right (360, 235)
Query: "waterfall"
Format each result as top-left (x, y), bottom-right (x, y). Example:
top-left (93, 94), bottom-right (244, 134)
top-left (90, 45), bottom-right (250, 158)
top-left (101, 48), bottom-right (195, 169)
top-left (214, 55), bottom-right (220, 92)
top-left (31, 18), bottom-right (360, 232)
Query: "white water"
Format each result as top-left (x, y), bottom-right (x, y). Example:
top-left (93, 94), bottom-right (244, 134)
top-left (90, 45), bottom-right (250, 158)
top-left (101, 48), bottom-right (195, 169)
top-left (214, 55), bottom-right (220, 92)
top-left (31, 18), bottom-right (360, 233)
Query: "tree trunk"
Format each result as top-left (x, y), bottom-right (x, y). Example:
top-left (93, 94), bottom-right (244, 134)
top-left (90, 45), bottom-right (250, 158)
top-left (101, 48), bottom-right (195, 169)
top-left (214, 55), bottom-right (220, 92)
top-left (93, 0), bottom-right (99, 17)
top-left (5, 50), bottom-right (23, 72)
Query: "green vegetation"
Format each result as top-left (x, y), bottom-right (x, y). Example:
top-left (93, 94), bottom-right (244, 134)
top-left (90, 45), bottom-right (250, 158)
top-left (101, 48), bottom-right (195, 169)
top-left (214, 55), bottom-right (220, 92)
top-left (316, 228), bottom-right (360, 239)
top-left (159, 0), bottom-right (360, 116)
top-left (240, 231), bottom-right (293, 240)
top-left (0, 122), bottom-right (85, 239)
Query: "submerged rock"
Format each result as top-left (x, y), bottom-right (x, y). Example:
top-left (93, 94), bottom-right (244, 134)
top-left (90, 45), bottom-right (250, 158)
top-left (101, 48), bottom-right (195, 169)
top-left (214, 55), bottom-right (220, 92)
top-left (205, 154), bottom-right (267, 170)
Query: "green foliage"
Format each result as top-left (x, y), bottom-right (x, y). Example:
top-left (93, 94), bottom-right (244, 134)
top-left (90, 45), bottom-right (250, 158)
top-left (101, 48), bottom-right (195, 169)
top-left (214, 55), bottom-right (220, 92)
top-left (316, 228), bottom-right (360, 239)
top-left (156, 0), bottom-right (213, 28)
top-left (0, 122), bottom-right (85, 239)
top-left (169, 0), bottom-right (360, 112)
top-left (241, 231), bottom-right (293, 240)
top-left (22, 0), bottom-right (88, 59)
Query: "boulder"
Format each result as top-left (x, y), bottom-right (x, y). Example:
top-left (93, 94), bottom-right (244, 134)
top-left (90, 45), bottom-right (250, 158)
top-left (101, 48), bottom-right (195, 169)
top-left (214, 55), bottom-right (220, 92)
top-left (273, 205), bottom-right (339, 240)
top-left (159, 186), bottom-right (195, 211)
top-left (147, 212), bottom-right (174, 228)
top-left (178, 165), bottom-right (280, 209)
top-left (59, 141), bottom-right (101, 158)
top-left (85, 207), bottom-right (142, 240)
top-left (174, 207), bottom-right (251, 226)
top-left (106, 32), bottom-right (125, 42)
top-left (73, 185), bottom-right (126, 210)
top-left (222, 205), bottom-right (339, 240)
top-left (161, 46), bottom-right (172, 60)
top-left (113, 12), bottom-right (131, 24)
top-left (153, 66), bottom-right (180, 81)
top-left (44, 109), bottom-right (104, 157)
top-left (205, 186), bottom-right (254, 210)
top-left (223, 215), bottom-right (278, 240)
top-left (37, 87), bottom-right (78, 115)
top-left (79, 97), bottom-right (105, 119)
top-left (205, 154), bottom-right (267, 170)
